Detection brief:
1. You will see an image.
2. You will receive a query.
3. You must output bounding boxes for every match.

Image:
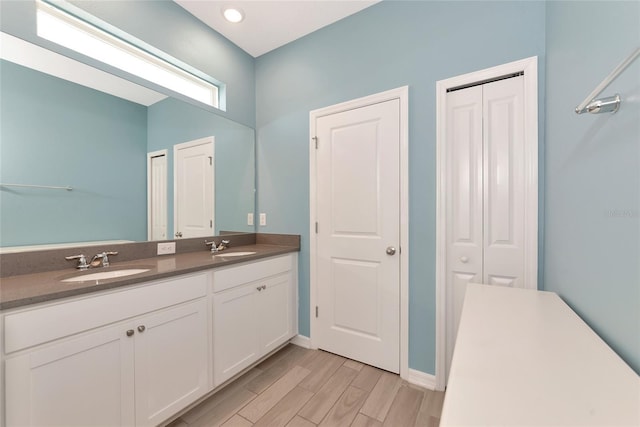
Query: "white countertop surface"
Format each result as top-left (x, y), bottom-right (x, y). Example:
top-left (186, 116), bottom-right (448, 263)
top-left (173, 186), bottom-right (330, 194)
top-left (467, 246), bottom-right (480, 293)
top-left (441, 283), bottom-right (640, 426)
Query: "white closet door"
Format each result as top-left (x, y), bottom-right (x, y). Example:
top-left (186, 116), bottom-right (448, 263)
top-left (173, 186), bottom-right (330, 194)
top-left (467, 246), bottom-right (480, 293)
top-left (444, 75), bottom-right (526, 382)
top-left (482, 76), bottom-right (525, 287)
top-left (445, 85), bottom-right (483, 381)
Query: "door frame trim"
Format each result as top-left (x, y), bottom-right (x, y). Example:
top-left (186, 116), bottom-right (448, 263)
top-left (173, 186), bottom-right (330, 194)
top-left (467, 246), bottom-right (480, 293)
top-left (435, 57), bottom-right (538, 390)
top-left (173, 136), bottom-right (215, 239)
top-left (147, 149), bottom-right (168, 240)
top-left (309, 86), bottom-right (409, 379)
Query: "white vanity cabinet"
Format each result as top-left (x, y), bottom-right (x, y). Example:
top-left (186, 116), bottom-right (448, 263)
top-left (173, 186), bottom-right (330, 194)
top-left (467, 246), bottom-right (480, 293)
top-left (212, 254), bottom-right (297, 386)
top-left (2, 272), bottom-right (210, 427)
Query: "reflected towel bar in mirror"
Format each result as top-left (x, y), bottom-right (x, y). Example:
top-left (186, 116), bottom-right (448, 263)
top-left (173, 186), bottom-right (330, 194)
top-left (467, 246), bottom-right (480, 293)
top-left (0, 183), bottom-right (73, 191)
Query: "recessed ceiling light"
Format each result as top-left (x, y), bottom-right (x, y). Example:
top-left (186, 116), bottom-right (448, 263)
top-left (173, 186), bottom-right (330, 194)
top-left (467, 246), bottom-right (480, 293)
top-left (222, 7), bottom-right (244, 23)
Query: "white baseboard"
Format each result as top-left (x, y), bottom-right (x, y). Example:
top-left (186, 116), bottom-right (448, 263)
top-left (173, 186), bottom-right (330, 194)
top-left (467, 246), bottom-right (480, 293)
top-left (290, 334), bottom-right (312, 349)
top-left (408, 368), bottom-right (437, 390)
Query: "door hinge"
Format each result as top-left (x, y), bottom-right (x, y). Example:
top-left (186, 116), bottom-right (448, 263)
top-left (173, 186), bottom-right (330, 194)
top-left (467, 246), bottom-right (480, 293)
top-left (208, 156), bottom-right (212, 166)
top-left (315, 222), bottom-right (318, 233)
top-left (210, 220), bottom-right (213, 228)
top-left (312, 136), bottom-right (318, 149)
top-left (315, 306), bottom-right (319, 318)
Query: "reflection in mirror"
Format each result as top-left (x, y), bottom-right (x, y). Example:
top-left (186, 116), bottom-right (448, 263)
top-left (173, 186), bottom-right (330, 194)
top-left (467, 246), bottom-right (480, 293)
top-left (0, 36), bottom-right (255, 249)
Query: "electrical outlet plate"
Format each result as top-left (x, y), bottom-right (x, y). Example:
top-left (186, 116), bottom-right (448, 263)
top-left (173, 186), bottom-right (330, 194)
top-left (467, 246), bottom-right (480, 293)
top-left (157, 242), bottom-right (176, 255)
top-left (259, 213), bottom-right (267, 226)
top-left (247, 213), bottom-right (254, 226)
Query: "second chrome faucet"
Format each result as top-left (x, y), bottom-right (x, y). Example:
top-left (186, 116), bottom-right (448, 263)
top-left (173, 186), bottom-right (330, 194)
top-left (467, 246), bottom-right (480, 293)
top-left (204, 239), bottom-right (230, 253)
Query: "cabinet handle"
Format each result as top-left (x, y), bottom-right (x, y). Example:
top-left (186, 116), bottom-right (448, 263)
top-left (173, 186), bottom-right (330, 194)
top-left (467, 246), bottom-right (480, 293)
top-left (256, 286), bottom-right (262, 291)
top-left (262, 285), bottom-right (267, 290)
top-left (126, 329), bottom-right (134, 337)
top-left (137, 325), bottom-right (146, 333)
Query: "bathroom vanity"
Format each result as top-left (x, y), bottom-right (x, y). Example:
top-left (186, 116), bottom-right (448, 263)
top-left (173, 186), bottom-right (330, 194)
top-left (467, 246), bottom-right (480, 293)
top-left (0, 237), bottom-right (299, 427)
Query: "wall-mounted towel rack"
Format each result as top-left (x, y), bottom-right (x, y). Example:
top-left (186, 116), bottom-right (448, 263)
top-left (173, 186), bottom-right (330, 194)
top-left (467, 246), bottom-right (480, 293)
top-left (575, 46), bottom-right (640, 115)
top-left (0, 183), bottom-right (73, 191)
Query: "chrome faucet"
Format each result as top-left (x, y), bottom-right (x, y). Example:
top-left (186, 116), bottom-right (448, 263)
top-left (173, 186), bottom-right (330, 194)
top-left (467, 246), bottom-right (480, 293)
top-left (65, 254), bottom-right (89, 270)
top-left (66, 251), bottom-right (118, 269)
top-left (205, 239), bottom-right (231, 253)
top-left (90, 251), bottom-right (118, 268)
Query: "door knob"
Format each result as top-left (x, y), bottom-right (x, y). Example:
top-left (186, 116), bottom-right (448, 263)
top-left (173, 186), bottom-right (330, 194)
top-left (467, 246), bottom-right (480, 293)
top-left (460, 256), bottom-right (469, 263)
top-left (175, 231), bottom-right (183, 238)
top-left (386, 246), bottom-right (397, 255)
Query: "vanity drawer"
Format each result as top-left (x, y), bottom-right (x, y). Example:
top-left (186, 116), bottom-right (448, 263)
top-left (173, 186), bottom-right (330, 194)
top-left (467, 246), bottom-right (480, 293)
top-left (212, 254), bottom-right (293, 293)
top-left (4, 272), bottom-right (207, 354)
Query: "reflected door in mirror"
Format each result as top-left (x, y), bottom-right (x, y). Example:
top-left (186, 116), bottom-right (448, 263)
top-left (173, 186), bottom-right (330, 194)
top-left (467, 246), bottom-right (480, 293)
top-left (148, 151), bottom-right (168, 240)
top-left (174, 137), bottom-right (214, 238)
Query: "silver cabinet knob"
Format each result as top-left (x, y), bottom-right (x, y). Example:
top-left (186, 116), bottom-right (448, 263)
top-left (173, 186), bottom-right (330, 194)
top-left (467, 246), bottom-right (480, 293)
top-left (126, 329), bottom-right (134, 337)
top-left (460, 256), bottom-right (469, 263)
top-left (137, 325), bottom-right (146, 333)
top-left (256, 286), bottom-right (262, 291)
top-left (175, 231), bottom-right (183, 238)
top-left (386, 246), bottom-right (397, 255)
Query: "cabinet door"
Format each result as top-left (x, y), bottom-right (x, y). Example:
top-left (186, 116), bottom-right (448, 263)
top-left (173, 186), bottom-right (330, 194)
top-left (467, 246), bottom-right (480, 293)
top-left (134, 299), bottom-right (209, 427)
top-left (258, 273), bottom-right (293, 354)
top-left (5, 323), bottom-right (135, 427)
top-left (212, 284), bottom-right (260, 386)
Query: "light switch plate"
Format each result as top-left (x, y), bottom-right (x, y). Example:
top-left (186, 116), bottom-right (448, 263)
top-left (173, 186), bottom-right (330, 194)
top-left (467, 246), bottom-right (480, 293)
top-left (247, 213), bottom-right (254, 226)
top-left (157, 242), bottom-right (176, 255)
top-left (259, 213), bottom-right (267, 226)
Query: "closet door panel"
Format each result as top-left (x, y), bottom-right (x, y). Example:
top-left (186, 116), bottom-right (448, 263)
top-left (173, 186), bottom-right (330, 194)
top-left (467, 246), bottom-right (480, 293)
top-left (444, 86), bottom-right (483, 380)
top-left (482, 76), bottom-right (525, 287)
top-left (446, 86), bottom-right (484, 277)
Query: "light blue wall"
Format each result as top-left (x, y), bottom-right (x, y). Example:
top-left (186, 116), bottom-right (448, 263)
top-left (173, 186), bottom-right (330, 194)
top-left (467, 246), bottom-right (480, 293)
top-left (0, 60), bottom-right (147, 246)
top-left (147, 97), bottom-right (256, 237)
top-left (0, 0), bottom-right (256, 128)
top-left (255, 1), bottom-right (546, 374)
top-left (544, 1), bottom-right (640, 373)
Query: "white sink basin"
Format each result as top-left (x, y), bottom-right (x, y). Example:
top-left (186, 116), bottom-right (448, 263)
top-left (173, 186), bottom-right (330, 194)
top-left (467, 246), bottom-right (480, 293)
top-left (62, 268), bottom-right (150, 283)
top-left (214, 251), bottom-right (257, 257)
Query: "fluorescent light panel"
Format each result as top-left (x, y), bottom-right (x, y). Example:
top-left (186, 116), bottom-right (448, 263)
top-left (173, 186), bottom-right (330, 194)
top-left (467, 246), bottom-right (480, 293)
top-left (36, 0), bottom-right (218, 108)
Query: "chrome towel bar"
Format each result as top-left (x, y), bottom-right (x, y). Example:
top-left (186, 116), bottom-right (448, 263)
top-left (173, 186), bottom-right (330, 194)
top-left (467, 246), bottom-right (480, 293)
top-left (575, 46), bottom-right (640, 115)
top-left (0, 183), bottom-right (73, 191)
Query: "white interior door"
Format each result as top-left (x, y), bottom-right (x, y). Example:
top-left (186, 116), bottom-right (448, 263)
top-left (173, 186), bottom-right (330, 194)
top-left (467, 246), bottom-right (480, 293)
top-left (174, 137), bottom-right (214, 239)
top-left (314, 99), bottom-right (400, 373)
top-left (148, 151), bottom-right (167, 241)
top-left (444, 75), bottom-right (526, 381)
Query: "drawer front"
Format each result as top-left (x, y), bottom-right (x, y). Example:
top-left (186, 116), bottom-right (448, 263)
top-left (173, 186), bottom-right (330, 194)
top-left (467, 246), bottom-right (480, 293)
top-left (4, 272), bottom-right (208, 354)
top-left (212, 254), bottom-right (293, 293)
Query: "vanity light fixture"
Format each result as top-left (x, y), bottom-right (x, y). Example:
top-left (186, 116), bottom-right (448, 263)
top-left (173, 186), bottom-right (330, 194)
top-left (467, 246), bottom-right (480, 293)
top-left (222, 7), bottom-right (244, 23)
top-left (35, 0), bottom-right (219, 108)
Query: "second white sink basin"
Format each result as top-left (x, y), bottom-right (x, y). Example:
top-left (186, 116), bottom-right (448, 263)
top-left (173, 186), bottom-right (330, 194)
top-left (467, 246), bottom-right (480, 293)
top-left (214, 251), bottom-right (257, 257)
top-left (62, 268), bottom-right (150, 283)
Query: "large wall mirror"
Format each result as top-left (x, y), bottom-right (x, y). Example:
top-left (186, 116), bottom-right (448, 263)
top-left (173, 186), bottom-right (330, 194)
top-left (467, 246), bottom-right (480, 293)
top-left (0, 4), bottom-right (256, 250)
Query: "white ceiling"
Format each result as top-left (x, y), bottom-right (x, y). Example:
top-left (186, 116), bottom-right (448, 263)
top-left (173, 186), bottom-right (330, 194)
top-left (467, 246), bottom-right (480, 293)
top-left (174, 0), bottom-right (380, 58)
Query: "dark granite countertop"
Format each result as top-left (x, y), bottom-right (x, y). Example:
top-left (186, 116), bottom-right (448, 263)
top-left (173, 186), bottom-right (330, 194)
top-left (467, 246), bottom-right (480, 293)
top-left (0, 243), bottom-right (298, 311)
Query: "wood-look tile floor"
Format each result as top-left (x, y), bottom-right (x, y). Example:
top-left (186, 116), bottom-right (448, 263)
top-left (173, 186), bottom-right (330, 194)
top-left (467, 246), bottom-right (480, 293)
top-left (166, 344), bottom-right (444, 427)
